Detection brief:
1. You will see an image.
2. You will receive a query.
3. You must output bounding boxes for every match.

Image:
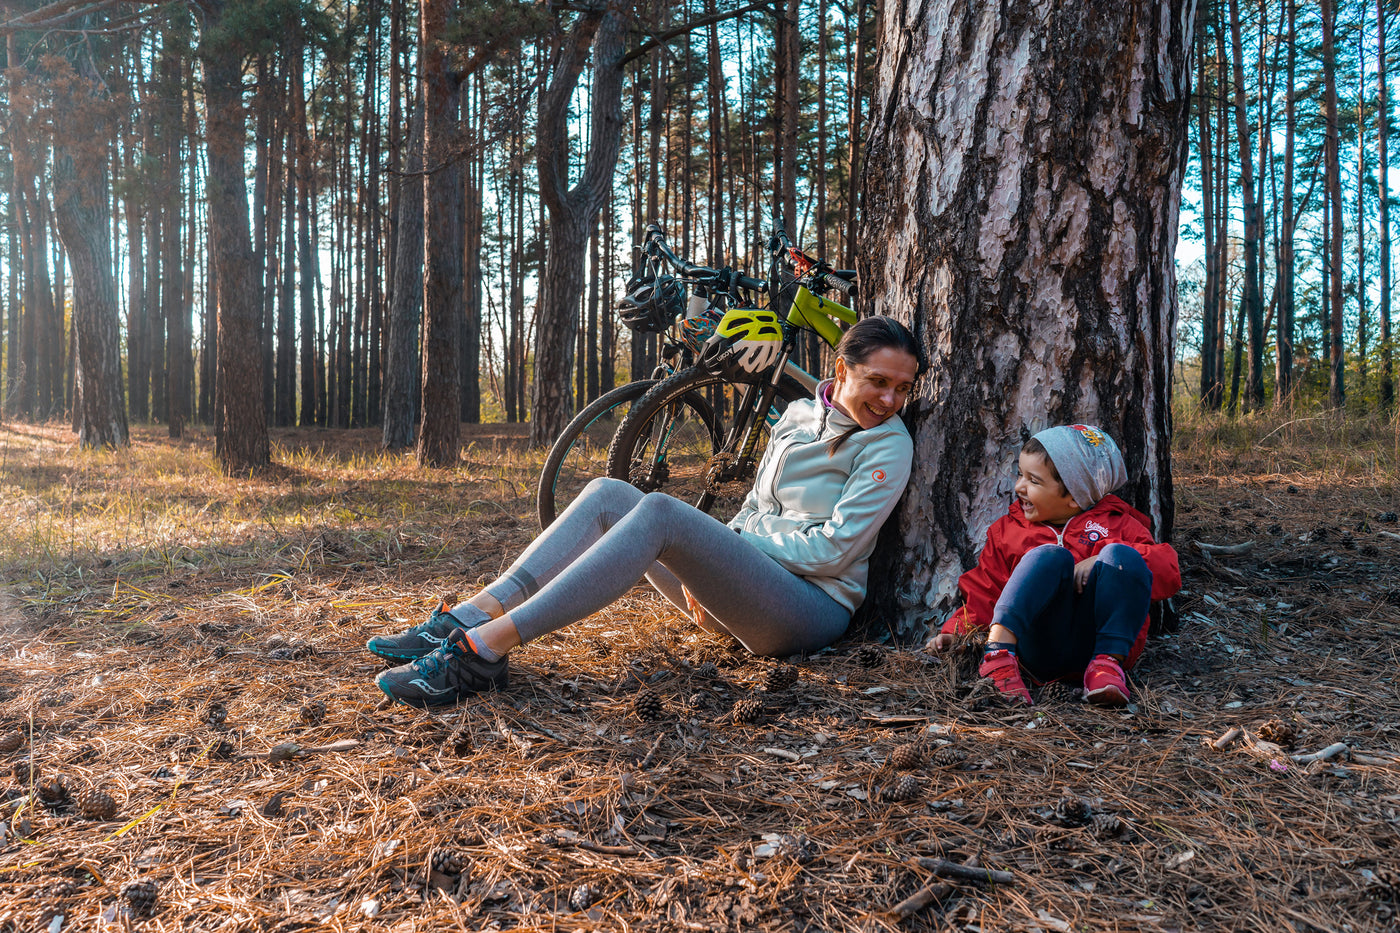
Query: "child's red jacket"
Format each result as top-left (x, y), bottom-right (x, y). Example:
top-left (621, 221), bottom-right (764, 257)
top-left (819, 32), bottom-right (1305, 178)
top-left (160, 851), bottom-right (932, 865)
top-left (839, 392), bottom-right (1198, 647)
top-left (939, 494), bottom-right (1181, 666)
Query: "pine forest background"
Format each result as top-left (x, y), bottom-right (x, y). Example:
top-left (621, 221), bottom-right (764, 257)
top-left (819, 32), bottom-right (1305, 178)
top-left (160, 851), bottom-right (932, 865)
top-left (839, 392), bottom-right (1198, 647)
top-left (0, 0), bottom-right (1395, 465)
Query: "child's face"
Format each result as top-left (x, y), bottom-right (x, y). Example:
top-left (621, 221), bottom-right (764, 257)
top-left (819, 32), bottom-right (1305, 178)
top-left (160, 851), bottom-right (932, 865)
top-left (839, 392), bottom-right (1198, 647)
top-left (1015, 451), bottom-right (1082, 524)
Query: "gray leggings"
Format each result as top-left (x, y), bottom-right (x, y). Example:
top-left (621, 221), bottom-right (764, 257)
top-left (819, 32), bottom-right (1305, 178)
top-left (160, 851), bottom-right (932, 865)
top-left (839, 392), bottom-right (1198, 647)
top-left (481, 478), bottom-right (849, 656)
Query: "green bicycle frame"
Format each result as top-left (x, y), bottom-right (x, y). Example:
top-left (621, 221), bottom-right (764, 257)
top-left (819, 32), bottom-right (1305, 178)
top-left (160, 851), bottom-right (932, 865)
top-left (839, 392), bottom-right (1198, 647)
top-left (785, 286), bottom-right (857, 348)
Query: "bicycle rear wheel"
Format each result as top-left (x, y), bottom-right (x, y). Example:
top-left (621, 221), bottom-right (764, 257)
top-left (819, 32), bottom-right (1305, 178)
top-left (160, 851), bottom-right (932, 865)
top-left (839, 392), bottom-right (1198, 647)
top-left (606, 368), bottom-right (809, 524)
top-left (537, 380), bottom-right (655, 529)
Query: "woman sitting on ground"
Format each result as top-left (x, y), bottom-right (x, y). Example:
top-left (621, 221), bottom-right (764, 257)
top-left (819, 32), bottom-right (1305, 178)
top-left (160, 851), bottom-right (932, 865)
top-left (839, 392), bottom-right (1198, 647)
top-left (368, 315), bottom-right (925, 707)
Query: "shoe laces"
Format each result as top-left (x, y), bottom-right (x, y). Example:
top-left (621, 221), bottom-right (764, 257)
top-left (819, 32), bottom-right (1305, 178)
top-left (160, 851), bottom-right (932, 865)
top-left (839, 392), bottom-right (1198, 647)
top-left (411, 638), bottom-right (464, 677)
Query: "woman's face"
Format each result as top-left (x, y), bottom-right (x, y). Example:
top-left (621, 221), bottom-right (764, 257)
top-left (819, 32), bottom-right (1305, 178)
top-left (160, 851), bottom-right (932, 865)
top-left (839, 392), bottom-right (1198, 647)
top-left (830, 347), bottom-right (920, 429)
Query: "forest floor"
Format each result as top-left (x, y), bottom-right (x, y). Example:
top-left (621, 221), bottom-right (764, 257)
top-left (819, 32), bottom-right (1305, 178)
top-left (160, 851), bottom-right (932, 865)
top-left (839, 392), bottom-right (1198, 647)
top-left (0, 415), bottom-right (1397, 932)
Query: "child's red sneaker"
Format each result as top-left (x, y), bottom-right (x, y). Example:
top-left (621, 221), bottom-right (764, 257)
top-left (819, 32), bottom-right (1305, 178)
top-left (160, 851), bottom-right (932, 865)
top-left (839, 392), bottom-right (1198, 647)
top-left (978, 649), bottom-right (1033, 705)
top-left (1083, 655), bottom-right (1129, 707)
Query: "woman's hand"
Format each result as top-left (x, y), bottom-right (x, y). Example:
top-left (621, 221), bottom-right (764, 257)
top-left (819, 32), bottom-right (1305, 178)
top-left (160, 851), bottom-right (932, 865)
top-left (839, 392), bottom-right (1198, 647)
top-left (682, 586), bottom-right (711, 629)
top-left (925, 632), bottom-right (955, 652)
top-left (1073, 554), bottom-right (1099, 592)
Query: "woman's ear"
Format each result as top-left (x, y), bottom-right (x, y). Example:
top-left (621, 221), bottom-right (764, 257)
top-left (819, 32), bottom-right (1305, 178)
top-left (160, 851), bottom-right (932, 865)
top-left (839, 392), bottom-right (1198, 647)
top-left (832, 356), bottom-right (848, 384)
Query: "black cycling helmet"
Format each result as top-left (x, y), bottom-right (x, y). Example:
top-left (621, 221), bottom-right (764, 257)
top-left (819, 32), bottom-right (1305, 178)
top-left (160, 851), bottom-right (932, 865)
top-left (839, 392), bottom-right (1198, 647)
top-left (616, 274), bottom-right (686, 334)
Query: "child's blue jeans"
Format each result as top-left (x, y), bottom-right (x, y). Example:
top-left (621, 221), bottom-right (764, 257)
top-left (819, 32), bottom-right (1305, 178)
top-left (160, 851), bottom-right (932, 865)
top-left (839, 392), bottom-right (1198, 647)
top-left (990, 543), bottom-right (1152, 682)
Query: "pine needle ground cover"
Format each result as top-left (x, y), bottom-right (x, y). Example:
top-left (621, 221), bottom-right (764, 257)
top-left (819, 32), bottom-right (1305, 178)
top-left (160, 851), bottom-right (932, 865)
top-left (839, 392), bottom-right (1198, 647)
top-left (0, 419), bottom-right (1397, 932)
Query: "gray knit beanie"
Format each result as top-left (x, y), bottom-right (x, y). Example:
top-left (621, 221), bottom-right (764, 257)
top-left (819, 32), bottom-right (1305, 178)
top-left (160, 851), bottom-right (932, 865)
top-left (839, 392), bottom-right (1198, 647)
top-left (1030, 424), bottom-right (1127, 509)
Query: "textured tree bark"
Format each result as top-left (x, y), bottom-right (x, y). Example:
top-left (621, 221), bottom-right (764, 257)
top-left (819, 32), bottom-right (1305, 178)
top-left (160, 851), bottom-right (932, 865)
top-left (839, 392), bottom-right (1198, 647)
top-left (1226, 0), bottom-right (1262, 409)
top-left (529, 0), bottom-right (629, 447)
top-left (416, 0), bottom-right (463, 467)
top-left (860, 0), bottom-right (1192, 638)
top-left (1379, 0), bottom-right (1393, 409)
top-left (1322, 0), bottom-right (1344, 408)
top-left (382, 108), bottom-right (424, 449)
top-left (1276, 0), bottom-right (1295, 406)
top-left (51, 62), bottom-right (129, 449)
top-left (201, 0), bottom-right (270, 473)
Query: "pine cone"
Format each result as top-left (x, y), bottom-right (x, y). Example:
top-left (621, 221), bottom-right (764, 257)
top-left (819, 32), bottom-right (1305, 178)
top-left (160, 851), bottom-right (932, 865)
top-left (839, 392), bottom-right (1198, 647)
top-left (446, 727), bottom-right (473, 756)
top-left (1256, 719), bottom-right (1297, 747)
top-left (763, 664), bottom-right (799, 692)
top-left (209, 738), bottom-right (236, 760)
top-left (77, 787), bottom-right (117, 821)
top-left (852, 644), bottom-right (883, 668)
top-left (1091, 812), bottom-right (1124, 838)
top-left (0, 730), bottom-right (25, 754)
top-left (693, 661), bottom-right (719, 679)
top-left (45, 878), bottom-right (78, 900)
top-left (205, 702), bottom-right (228, 728)
top-left (889, 742), bottom-right (925, 771)
top-left (1037, 680), bottom-right (1079, 704)
top-left (11, 758), bottom-right (36, 784)
top-left (883, 774), bottom-right (921, 802)
top-left (775, 833), bottom-right (815, 864)
top-left (731, 696), bottom-right (764, 724)
top-left (121, 878), bottom-right (159, 917)
top-left (37, 776), bottom-right (69, 806)
top-left (298, 700), bottom-right (327, 725)
top-left (431, 848), bottom-right (466, 875)
top-left (1053, 795), bottom-right (1092, 826)
top-left (632, 690), bottom-right (664, 722)
top-left (568, 882), bottom-right (597, 911)
top-left (929, 745), bottom-right (967, 767)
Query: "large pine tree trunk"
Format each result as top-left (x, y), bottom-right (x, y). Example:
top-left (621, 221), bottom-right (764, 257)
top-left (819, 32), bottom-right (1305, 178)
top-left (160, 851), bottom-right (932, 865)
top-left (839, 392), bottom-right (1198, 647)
top-left (51, 71), bottom-right (129, 449)
top-left (529, 0), bottom-right (629, 447)
top-left (415, 0), bottom-right (463, 467)
top-left (201, 0), bottom-right (270, 472)
top-left (859, 0), bottom-right (1192, 637)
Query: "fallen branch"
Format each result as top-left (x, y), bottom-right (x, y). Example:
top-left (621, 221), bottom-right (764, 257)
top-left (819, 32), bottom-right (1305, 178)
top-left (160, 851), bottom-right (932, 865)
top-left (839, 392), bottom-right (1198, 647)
top-left (1210, 727), bottom-right (1242, 750)
top-left (237, 739), bottom-right (359, 763)
top-left (1193, 540), bottom-right (1256, 557)
top-left (1291, 743), bottom-right (1349, 765)
top-left (888, 881), bottom-right (954, 919)
top-left (914, 857), bottom-right (1014, 886)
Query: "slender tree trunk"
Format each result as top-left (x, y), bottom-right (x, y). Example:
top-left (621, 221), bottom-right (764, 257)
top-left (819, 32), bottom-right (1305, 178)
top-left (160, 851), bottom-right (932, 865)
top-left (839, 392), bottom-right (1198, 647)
top-left (382, 109), bottom-right (425, 448)
top-left (461, 76), bottom-right (483, 424)
top-left (1357, 33), bottom-right (1369, 390)
top-left (416, 0), bottom-right (463, 466)
top-left (1228, 0), bottom-right (1263, 410)
top-left (1322, 0), bottom-right (1345, 408)
top-left (1277, 0), bottom-right (1296, 405)
top-left (843, 0), bottom-right (866, 271)
top-left (295, 41), bottom-right (318, 427)
top-left (201, 0), bottom-right (270, 472)
top-left (1380, 0), bottom-right (1394, 409)
top-left (860, 0), bottom-right (1191, 636)
top-left (1198, 19), bottom-right (1218, 408)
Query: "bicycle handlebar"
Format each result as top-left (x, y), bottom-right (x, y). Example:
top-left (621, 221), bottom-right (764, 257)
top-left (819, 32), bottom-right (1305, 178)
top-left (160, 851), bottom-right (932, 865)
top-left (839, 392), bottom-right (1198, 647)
top-left (645, 222), bottom-right (767, 296)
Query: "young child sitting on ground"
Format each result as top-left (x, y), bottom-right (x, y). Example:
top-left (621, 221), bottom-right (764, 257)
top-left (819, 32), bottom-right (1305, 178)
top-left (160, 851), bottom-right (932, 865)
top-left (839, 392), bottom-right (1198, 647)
top-left (925, 424), bottom-right (1180, 706)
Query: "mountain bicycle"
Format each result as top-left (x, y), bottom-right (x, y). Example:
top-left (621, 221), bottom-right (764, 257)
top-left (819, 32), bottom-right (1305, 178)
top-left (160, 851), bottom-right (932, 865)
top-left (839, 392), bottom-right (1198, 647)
top-left (536, 225), bottom-right (780, 528)
top-left (604, 217), bottom-right (858, 521)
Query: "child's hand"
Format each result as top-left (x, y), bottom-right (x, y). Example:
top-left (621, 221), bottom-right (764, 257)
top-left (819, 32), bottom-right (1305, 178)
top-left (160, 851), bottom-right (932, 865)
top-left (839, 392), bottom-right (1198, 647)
top-left (925, 633), bottom-right (955, 652)
top-left (1074, 554), bottom-right (1100, 592)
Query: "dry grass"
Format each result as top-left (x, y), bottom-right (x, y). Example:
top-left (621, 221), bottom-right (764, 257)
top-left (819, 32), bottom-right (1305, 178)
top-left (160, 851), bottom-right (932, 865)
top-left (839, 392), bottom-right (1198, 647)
top-left (1, 417), bottom-right (1397, 932)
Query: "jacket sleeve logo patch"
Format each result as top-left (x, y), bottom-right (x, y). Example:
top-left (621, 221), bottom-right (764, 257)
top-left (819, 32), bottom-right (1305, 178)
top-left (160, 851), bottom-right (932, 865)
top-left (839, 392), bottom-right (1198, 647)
top-left (871, 469), bottom-right (886, 483)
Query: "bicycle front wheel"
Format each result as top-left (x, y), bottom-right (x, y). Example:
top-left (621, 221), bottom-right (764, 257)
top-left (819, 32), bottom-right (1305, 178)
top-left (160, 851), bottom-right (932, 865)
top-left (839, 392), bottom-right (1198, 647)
top-left (537, 380), bottom-right (656, 529)
top-left (606, 368), bottom-right (809, 524)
